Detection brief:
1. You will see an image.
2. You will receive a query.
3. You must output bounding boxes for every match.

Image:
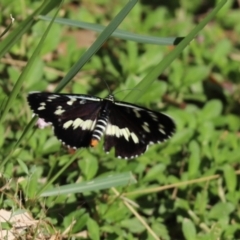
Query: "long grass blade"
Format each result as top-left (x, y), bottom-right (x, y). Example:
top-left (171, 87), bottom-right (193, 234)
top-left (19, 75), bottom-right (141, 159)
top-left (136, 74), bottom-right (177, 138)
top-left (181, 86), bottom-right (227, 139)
top-left (0, 2), bottom-right (62, 169)
top-left (54, 0), bottom-right (138, 93)
top-left (40, 172), bottom-right (136, 197)
top-left (0, 1), bottom-right (59, 59)
top-left (123, 0), bottom-right (227, 103)
top-left (39, 15), bottom-right (179, 45)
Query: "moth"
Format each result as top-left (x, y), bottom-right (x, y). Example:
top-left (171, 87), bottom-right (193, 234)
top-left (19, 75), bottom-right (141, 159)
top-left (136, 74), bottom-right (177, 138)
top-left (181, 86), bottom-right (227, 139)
top-left (27, 92), bottom-right (175, 159)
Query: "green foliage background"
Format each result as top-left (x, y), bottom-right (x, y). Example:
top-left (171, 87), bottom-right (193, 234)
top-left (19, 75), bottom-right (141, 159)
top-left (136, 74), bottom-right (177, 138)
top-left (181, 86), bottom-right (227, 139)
top-left (0, 0), bottom-right (240, 239)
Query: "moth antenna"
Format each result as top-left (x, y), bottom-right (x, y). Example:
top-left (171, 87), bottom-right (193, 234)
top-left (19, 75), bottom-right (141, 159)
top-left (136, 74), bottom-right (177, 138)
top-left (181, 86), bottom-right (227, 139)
top-left (102, 79), bottom-right (112, 95)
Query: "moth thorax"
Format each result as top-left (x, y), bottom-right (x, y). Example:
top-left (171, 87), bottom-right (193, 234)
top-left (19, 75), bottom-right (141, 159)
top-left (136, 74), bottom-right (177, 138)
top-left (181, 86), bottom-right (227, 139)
top-left (90, 114), bottom-right (109, 147)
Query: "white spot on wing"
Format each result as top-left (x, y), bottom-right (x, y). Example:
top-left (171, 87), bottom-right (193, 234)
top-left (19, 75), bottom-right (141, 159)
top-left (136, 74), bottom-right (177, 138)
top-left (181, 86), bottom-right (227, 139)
top-left (106, 124), bottom-right (139, 143)
top-left (131, 132), bottom-right (139, 143)
top-left (133, 109), bottom-right (141, 118)
top-left (85, 120), bottom-right (96, 130)
top-left (63, 120), bottom-right (73, 129)
top-left (149, 112), bottom-right (158, 121)
top-left (72, 118), bottom-right (83, 129)
top-left (71, 118), bottom-right (96, 130)
top-left (38, 102), bottom-right (46, 110)
top-left (122, 128), bottom-right (130, 141)
top-left (47, 95), bottom-right (59, 102)
top-left (115, 127), bottom-right (120, 138)
top-left (66, 95), bottom-right (101, 102)
top-left (144, 121), bottom-right (149, 126)
top-left (54, 106), bottom-right (65, 115)
top-left (158, 124), bottom-right (166, 135)
top-left (67, 97), bottom-right (77, 105)
top-left (142, 122), bottom-right (150, 133)
top-left (79, 99), bottom-right (86, 104)
top-left (38, 106), bottom-right (45, 110)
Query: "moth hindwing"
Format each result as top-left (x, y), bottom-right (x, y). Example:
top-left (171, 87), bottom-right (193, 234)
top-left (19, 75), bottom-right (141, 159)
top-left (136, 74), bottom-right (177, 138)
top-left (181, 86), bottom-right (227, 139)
top-left (27, 92), bottom-right (176, 159)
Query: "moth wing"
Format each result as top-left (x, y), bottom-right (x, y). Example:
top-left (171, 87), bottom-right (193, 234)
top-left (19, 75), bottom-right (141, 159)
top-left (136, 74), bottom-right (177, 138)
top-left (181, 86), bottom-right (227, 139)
top-left (27, 92), bottom-right (102, 148)
top-left (104, 101), bottom-right (175, 159)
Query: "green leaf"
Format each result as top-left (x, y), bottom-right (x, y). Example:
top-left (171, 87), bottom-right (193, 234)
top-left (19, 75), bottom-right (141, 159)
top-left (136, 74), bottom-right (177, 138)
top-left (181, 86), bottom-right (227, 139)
top-left (226, 114), bottom-right (240, 131)
top-left (182, 218), bottom-right (196, 240)
top-left (208, 202), bottom-right (235, 220)
top-left (209, 223), bottom-right (223, 240)
top-left (223, 164), bottom-right (237, 193)
top-left (183, 65), bottom-right (210, 86)
top-left (42, 136), bottom-right (60, 155)
top-left (142, 163), bottom-right (166, 182)
top-left (195, 191), bottom-right (208, 215)
top-left (87, 218), bottom-right (100, 240)
top-left (0, 221), bottom-right (12, 230)
top-left (120, 218), bottom-right (145, 233)
top-left (16, 158), bottom-right (29, 175)
top-left (78, 155), bottom-right (99, 180)
top-left (27, 167), bottom-right (42, 199)
top-left (175, 198), bottom-right (190, 210)
top-left (188, 140), bottom-right (200, 177)
top-left (199, 100), bottom-right (223, 121)
top-left (198, 121), bottom-right (215, 143)
top-left (171, 128), bottom-right (194, 145)
top-left (211, 39), bottom-right (232, 67)
top-left (63, 209), bottom-right (89, 233)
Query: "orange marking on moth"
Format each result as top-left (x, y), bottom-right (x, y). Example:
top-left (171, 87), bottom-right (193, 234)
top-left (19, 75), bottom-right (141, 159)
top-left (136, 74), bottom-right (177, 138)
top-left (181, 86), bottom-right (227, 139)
top-left (90, 139), bottom-right (99, 147)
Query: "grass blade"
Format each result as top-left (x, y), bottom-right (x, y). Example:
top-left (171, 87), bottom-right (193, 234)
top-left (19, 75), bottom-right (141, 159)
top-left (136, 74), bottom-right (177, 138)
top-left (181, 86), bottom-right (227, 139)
top-left (0, 1), bottom-right (59, 58)
top-left (39, 15), bottom-right (180, 45)
top-left (124, 0), bottom-right (227, 103)
top-left (54, 0), bottom-right (138, 92)
top-left (40, 172), bottom-right (136, 197)
top-left (0, 2), bottom-right (62, 169)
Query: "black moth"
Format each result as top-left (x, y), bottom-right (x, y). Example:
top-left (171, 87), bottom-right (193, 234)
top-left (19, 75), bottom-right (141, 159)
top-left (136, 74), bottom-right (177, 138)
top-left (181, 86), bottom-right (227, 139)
top-left (27, 92), bottom-right (175, 159)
